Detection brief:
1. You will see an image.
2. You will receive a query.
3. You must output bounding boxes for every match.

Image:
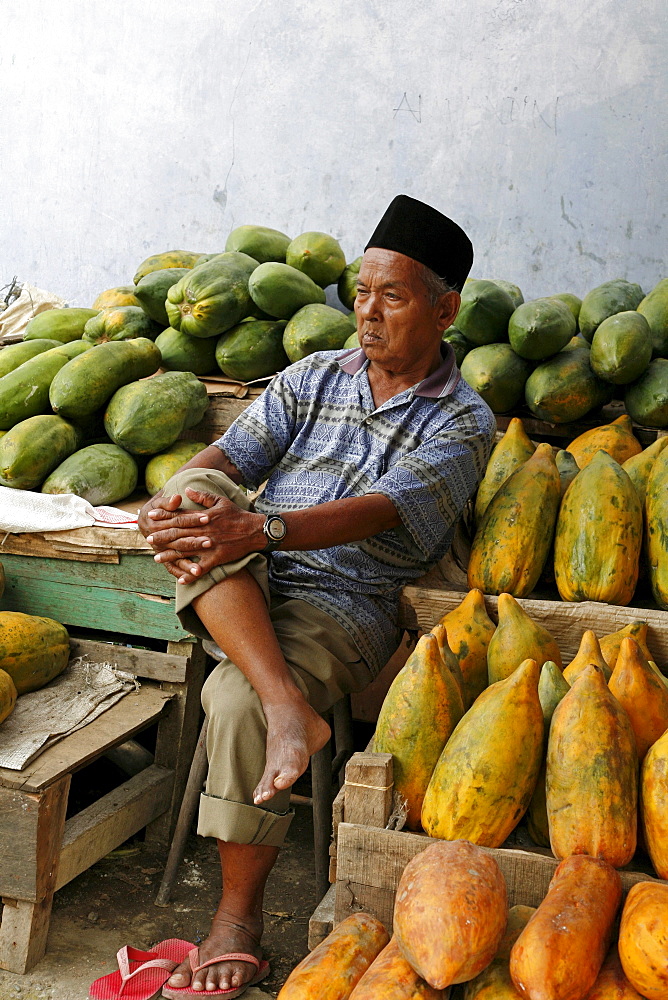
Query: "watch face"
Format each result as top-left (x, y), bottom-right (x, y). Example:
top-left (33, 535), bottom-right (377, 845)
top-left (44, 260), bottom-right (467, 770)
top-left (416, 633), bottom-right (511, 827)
top-left (267, 517), bottom-right (286, 540)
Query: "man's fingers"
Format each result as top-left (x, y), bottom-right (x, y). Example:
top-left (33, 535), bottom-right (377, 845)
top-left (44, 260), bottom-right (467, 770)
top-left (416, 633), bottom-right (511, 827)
top-left (184, 487), bottom-right (227, 509)
top-left (147, 494), bottom-right (183, 517)
top-left (153, 536), bottom-right (212, 556)
top-left (146, 516), bottom-right (212, 542)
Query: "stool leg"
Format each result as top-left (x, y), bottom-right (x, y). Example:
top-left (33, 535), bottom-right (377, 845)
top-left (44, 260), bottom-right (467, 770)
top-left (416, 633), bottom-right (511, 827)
top-left (311, 739), bottom-right (333, 903)
top-left (155, 717), bottom-right (208, 907)
top-left (331, 695), bottom-right (354, 787)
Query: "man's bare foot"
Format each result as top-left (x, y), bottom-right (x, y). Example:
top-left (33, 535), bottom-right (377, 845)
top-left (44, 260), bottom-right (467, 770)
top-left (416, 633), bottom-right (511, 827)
top-left (253, 695), bottom-right (331, 804)
top-left (166, 911), bottom-right (263, 993)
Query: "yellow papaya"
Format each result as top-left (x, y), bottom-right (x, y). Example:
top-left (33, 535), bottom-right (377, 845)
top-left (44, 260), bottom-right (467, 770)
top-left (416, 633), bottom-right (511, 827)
top-left (622, 436), bottom-right (668, 505)
top-left (474, 417), bottom-right (535, 523)
top-left (554, 451), bottom-right (643, 605)
top-left (92, 285), bottom-right (142, 309)
top-left (468, 443), bottom-right (561, 598)
top-left (567, 414), bottom-right (642, 468)
top-left (563, 630), bottom-right (611, 684)
top-left (640, 726), bottom-right (668, 879)
top-left (547, 664), bottom-right (637, 868)
top-left (133, 250), bottom-right (203, 285)
top-left (526, 759), bottom-right (550, 848)
top-left (0, 668), bottom-right (17, 725)
top-left (421, 657), bottom-right (543, 846)
top-left (0, 611), bottom-right (69, 695)
top-left (646, 445), bottom-right (668, 609)
top-left (487, 593), bottom-right (561, 685)
top-left (609, 637), bottom-right (668, 759)
top-left (373, 633), bottom-right (464, 830)
top-left (538, 660), bottom-right (570, 731)
top-left (526, 661), bottom-right (569, 849)
top-left (438, 589), bottom-right (495, 708)
top-left (599, 620), bottom-right (653, 669)
top-left (429, 623), bottom-right (465, 702)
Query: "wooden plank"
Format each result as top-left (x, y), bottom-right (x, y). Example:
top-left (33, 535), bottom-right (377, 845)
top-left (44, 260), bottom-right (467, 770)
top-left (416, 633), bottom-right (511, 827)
top-left (343, 753), bottom-right (393, 829)
top-left (183, 394), bottom-right (258, 443)
top-left (55, 765), bottom-right (174, 890)
top-left (0, 535), bottom-right (120, 563)
top-left (308, 884), bottom-right (336, 951)
top-left (0, 575), bottom-right (192, 641)
top-left (0, 552), bottom-right (173, 598)
top-left (69, 638), bottom-right (189, 683)
top-left (334, 823), bottom-right (667, 930)
top-left (398, 586), bottom-right (668, 664)
top-left (0, 685), bottom-right (172, 792)
top-left (0, 775), bottom-right (70, 902)
top-left (0, 526), bottom-right (150, 560)
top-left (495, 401), bottom-right (660, 447)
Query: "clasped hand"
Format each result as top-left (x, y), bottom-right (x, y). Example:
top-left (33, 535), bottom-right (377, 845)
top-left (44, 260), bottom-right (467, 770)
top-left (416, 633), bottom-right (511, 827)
top-left (139, 487), bottom-right (264, 585)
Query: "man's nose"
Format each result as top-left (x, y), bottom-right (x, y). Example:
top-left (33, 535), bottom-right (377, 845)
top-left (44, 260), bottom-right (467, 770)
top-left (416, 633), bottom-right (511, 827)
top-left (357, 293), bottom-right (381, 321)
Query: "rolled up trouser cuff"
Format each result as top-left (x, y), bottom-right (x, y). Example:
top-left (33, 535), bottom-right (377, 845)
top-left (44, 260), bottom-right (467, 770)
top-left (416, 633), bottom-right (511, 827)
top-left (198, 792), bottom-right (294, 847)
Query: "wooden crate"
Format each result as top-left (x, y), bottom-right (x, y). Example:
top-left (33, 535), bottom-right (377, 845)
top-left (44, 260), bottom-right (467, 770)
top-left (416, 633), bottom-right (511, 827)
top-left (496, 400), bottom-right (665, 448)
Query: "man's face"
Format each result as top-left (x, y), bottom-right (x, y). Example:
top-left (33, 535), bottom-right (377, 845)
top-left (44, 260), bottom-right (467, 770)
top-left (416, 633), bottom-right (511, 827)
top-left (354, 248), bottom-right (460, 372)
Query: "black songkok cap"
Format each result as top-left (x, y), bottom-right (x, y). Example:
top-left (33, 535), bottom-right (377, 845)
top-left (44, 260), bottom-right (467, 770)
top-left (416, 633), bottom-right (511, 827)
top-left (365, 194), bottom-right (474, 292)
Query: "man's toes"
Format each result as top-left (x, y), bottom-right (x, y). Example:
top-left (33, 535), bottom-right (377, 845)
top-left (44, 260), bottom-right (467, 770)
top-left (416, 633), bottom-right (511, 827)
top-left (167, 963), bottom-right (190, 986)
top-left (274, 766), bottom-right (301, 790)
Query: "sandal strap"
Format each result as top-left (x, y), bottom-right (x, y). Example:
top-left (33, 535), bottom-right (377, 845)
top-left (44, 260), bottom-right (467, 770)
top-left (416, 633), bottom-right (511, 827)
top-left (116, 946), bottom-right (178, 996)
top-left (188, 948), bottom-right (260, 975)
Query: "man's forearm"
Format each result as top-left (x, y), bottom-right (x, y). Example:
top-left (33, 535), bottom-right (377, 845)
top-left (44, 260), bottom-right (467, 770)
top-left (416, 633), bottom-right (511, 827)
top-left (174, 444), bottom-right (244, 483)
top-left (272, 492), bottom-right (401, 552)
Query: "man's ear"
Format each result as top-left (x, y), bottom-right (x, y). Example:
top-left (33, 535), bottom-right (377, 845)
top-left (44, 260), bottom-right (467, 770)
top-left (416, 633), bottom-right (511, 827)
top-left (436, 291), bottom-right (461, 334)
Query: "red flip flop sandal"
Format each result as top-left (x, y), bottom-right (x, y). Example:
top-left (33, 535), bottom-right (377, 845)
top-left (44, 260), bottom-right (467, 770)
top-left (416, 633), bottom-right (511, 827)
top-left (160, 948), bottom-right (270, 998)
top-left (89, 938), bottom-right (194, 1000)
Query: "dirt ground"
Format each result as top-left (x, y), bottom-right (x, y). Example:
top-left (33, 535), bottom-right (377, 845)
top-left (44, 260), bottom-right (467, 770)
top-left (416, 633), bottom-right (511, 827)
top-left (0, 799), bottom-right (318, 1000)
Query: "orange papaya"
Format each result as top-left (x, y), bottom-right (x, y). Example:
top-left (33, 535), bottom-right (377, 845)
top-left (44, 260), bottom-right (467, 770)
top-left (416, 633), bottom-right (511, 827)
top-left (421, 657), bottom-right (543, 846)
top-left (429, 623), bottom-right (465, 701)
top-left (526, 759), bottom-right (550, 848)
top-left (463, 905), bottom-right (536, 1000)
top-left (547, 664), bottom-right (637, 867)
top-left (487, 593), bottom-right (561, 685)
top-left (563, 630), bottom-right (611, 684)
top-left (277, 912), bottom-right (389, 1000)
top-left (646, 445), bottom-right (668, 610)
top-left (349, 937), bottom-right (445, 1000)
top-left (583, 946), bottom-right (645, 1000)
top-left (394, 840), bottom-right (508, 990)
top-left (609, 637), bottom-right (668, 759)
top-left (509, 855), bottom-right (622, 1000)
top-left (373, 633), bottom-right (464, 830)
top-left (622, 437), bottom-right (668, 505)
top-left (567, 414), bottom-right (642, 469)
top-left (438, 589), bottom-right (495, 707)
top-left (468, 443), bottom-right (561, 598)
top-left (640, 727), bottom-right (668, 879)
top-left (599, 620), bottom-right (653, 669)
top-left (618, 882), bottom-right (668, 1000)
top-left (474, 417), bottom-right (535, 524)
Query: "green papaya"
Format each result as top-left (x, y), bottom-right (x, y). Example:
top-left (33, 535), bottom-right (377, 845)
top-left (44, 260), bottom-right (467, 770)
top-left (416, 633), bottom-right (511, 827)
top-left (460, 343), bottom-right (532, 412)
top-left (145, 440), bottom-right (208, 496)
top-left (0, 415), bottom-right (80, 489)
top-left (134, 268), bottom-right (190, 326)
top-left (42, 443), bottom-right (138, 504)
top-left (555, 449), bottom-right (580, 495)
top-left (508, 298), bottom-right (576, 360)
top-left (104, 371), bottom-right (209, 455)
top-left (0, 340), bottom-right (62, 378)
top-left (525, 343), bottom-right (614, 422)
top-left (337, 256), bottom-right (362, 310)
top-left (589, 310), bottom-right (652, 384)
top-left (83, 306), bottom-right (159, 344)
top-left (549, 292), bottom-right (582, 327)
top-left (454, 279), bottom-right (515, 345)
top-left (343, 331), bottom-right (359, 349)
top-left (344, 311), bottom-right (357, 329)
top-left (283, 305), bottom-right (353, 363)
top-left (215, 320), bottom-right (288, 381)
top-left (442, 328), bottom-right (471, 367)
top-left (166, 253), bottom-right (259, 338)
top-left (578, 278), bottom-right (645, 342)
top-left (133, 250), bottom-right (202, 285)
top-left (624, 359), bottom-right (668, 427)
top-left (0, 343), bottom-right (92, 430)
top-left (50, 338), bottom-right (162, 419)
top-left (248, 262), bottom-right (326, 319)
top-left (637, 277), bottom-right (668, 357)
top-left (225, 225), bottom-right (291, 264)
top-left (155, 327), bottom-right (217, 375)
top-left (487, 279), bottom-right (524, 308)
top-left (285, 232), bottom-right (346, 288)
top-left (24, 308), bottom-right (98, 343)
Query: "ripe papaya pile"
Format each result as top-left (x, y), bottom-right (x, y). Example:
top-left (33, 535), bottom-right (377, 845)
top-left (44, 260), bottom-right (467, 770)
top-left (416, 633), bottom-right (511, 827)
top-left (469, 414), bottom-right (668, 610)
top-left (0, 609), bottom-right (71, 728)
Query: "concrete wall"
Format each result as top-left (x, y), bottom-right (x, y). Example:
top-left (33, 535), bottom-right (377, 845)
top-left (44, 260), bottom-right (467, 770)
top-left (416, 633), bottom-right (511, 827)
top-left (1, 0), bottom-right (665, 306)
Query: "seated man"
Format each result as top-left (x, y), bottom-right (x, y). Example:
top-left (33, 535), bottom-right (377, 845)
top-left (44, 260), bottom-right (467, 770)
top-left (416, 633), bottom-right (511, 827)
top-left (139, 194), bottom-right (495, 995)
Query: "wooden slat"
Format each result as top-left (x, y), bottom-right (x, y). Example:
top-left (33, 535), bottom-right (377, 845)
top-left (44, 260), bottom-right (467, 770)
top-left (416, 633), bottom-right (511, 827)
top-left (55, 765), bottom-right (174, 890)
top-left (334, 823), bottom-right (667, 930)
top-left (0, 575), bottom-right (191, 641)
top-left (343, 753), bottom-right (393, 829)
top-left (398, 586), bottom-right (668, 665)
top-left (0, 552), bottom-right (173, 598)
top-left (0, 526), bottom-right (150, 561)
top-left (308, 884), bottom-right (336, 951)
top-left (0, 776), bottom-right (70, 902)
top-left (69, 638), bottom-right (190, 683)
top-left (183, 393), bottom-right (260, 443)
top-left (0, 685), bottom-right (172, 792)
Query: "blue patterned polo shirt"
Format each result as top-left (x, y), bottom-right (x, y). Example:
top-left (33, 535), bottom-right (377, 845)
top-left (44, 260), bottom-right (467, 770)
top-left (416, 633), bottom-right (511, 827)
top-left (215, 346), bottom-right (495, 676)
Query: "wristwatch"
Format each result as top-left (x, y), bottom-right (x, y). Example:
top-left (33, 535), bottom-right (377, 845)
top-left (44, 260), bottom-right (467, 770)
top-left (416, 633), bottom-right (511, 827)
top-left (262, 514), bottom-right (287, 552)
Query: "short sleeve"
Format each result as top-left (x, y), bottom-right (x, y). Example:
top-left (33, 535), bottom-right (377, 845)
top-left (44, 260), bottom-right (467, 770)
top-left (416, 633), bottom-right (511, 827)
top-left (368, 405), bottom-right (495, 560)
top-left (214, 373), bottom-right (299, 489)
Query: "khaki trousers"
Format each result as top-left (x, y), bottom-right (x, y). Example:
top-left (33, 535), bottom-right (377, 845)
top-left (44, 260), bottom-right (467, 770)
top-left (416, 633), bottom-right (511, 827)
top-left (162, 468), bottom-right (371, 847)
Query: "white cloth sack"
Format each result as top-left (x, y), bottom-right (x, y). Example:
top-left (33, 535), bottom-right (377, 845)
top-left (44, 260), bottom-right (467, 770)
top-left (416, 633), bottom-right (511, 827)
top-left (0, 658), bottom-right (138, 770)
top-left (0, 283), bottom-right (67, 340)
top-left (0, 486), bottom-right (138, 532)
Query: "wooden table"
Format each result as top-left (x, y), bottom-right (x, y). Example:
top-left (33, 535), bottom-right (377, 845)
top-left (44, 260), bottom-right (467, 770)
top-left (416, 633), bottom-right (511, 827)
top-left (0, 526), bottom-right (206, 973)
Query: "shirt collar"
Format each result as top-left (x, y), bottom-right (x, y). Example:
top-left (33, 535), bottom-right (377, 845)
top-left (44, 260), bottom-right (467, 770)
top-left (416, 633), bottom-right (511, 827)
top-left (337, 342), bottom-right (460, 399)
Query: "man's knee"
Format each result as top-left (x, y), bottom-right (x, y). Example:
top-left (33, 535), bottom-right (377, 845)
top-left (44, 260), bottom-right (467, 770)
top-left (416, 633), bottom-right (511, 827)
top-left (162, 467), bottom-right (250, 512)
top-left (202, 659), bottom-right (266, 739)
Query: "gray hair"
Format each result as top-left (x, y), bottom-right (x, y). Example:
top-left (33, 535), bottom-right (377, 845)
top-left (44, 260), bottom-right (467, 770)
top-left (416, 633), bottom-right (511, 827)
top-left (416, 262), bottom-right (459, 305)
